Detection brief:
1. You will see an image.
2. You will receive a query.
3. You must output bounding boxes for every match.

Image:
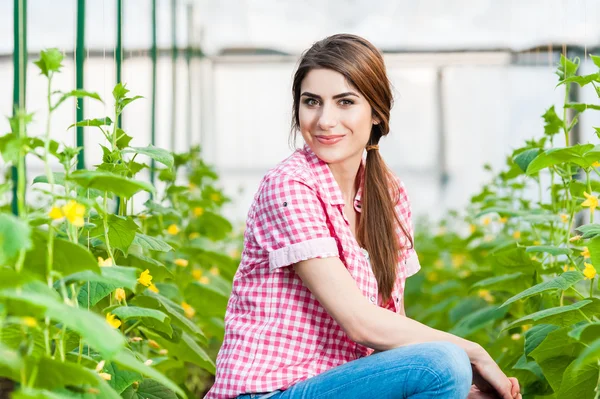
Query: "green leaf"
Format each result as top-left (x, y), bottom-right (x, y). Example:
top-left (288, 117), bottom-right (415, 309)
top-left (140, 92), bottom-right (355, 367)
top-left (66, 265), bottom-right (140, 292)
top-left (504, 300), bottom-right (594, 330)
top-left (8, 356), bottom-right (99, 390)
top-left (187, 211), bottom-right (233, 241)
top-left (121, 379), bottom-right (177, 399)
top-left (123, 146), bottom-right (174, 168)
top-left (141, 328), bottom-right (214, 373)
top-left (591, 54), bottom-right (600, 68)
top-left (0, 213), bottom-right (32, 266)
top-left (470, 272), bottom-right (525, 292)
top-left (110, 306), bottom-right (172, 337)
top-left (568, 322), bottom-right (600, 344)
top-left (0, 342), bottom-right (23, 375)
top-left (184, 281), bottom-right (229, 319)
top-left (69, 170), bottom-right (155, 198)
top-left (542, 106), bottom-right (563, 136)
top-left (576, 223), bottom-right (600, 239)
top-left (34, 48), bottom-right (63, 77)
top-left (449, 305), bottom-right (509, 337)
top-left (557, 359), bottom-right (599, 397)
top-left (556, 54), bottom-right (579, 81)
top-left (529, 327), bottom-right (583, 364)
top-left (0, 286), bottom-right (125, 358)
top-left (25, 232), bottom-right (100, 278)
top-left (525, 245), bottom-right (572, 256)
top-left (526, 144), bottom-right (600, 174)
top-left (123, 255), bottom-right (173, 281)
top-left (77, 281), bottom-right (119, 307)
top-left (514, 149), bottom-right (541, 172)
top-left (130, 294), bottom-right (206, 344)
top-left (564, 103), bottom-right (600, 112)
top-left (132, 234), bottom-right (172, 253)
top-left (104, 361), bottom-right (143, 394)
top-left (53, 89), bottom-right (103, 111)
top-left (501, 271), bottom-right (584, 308)
top-left (111, 350), bottom-right (185, 398)
top-left (115, 128), bottom-right (133, 150)
top-left (68, 117), bottom-right (113, 130)
top-left (524, 324), bottom-right (560, 356)
top-left (573, 337), bottom-right (600, 371)
top-left (561, 73), bottom-right (600, 87)
top-left (91, 215), bottom-right (139, 256)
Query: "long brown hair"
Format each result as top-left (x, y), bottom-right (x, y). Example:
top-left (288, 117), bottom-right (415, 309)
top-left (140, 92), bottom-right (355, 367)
top-left (290, 33), bottom-right (414, 303)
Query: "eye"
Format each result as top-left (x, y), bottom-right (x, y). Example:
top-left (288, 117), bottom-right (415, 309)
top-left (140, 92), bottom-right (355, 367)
top-left (303, 98), bottom-right (319, 106)
top-left (339, 99), bottom-right (354, 106)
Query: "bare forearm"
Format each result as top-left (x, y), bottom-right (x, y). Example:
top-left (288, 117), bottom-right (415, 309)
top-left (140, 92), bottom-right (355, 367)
top-left (355, 305), bottom-right (483, 361)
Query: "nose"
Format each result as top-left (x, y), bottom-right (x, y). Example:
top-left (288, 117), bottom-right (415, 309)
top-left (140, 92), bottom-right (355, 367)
top-left (317, 104), bottom-right (338, 130)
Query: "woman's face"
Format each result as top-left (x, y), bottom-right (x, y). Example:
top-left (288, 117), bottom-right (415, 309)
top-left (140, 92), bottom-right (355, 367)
top-left (298, 68), bottom-right (377, 165)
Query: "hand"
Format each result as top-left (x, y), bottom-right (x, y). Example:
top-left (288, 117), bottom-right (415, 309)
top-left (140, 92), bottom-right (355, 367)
top-left (470, 349), bottom-right (521, 399)
top-left (467, 379), bottom-right (522, 399)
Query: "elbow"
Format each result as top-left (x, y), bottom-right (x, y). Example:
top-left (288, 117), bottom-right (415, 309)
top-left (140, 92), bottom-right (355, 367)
top-left (345, 311), bottom-right (370, 346)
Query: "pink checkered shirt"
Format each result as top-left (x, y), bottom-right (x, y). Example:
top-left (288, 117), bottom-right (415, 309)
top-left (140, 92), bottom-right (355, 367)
top-left (204, 145), bottom-right (421, 399)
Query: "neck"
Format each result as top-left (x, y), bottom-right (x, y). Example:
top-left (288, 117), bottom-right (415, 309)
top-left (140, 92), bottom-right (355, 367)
top-left (327, 152), bottom-right (363, 203)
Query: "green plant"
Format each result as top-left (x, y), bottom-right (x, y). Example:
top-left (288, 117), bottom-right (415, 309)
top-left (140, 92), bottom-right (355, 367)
top-left (406, 54), bottom-right (600, 398)
top-left (0, 48), bottom-right (240, 398)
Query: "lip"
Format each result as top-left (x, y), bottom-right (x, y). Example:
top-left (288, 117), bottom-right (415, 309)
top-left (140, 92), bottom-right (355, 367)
top-left (315, 135), bottom-right (345, 145)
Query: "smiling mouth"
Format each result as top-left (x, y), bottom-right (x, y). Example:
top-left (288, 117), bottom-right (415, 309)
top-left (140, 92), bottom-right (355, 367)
top-left (315, 135), bottom-right (345, 145)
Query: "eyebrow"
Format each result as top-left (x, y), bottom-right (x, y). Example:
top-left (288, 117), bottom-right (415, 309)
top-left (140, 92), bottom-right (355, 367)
top-left (300, 91), bottom-right (359, 100)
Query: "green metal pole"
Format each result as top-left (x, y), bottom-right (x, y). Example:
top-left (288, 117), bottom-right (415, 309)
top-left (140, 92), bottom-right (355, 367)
top-left (75, 0), bottom-right (85, 169)
top-left (170, 0), bottom-right (177, 151)
top-left (11, 0), bottom-right (27, 216)
top-left (150, 0), bottom-right (157, 184)
top-left (116, 0), bottom-right (122, 128)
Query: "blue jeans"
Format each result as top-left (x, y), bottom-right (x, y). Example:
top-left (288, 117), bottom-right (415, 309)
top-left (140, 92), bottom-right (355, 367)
top-left (236, 341), bottom-right (473, 399)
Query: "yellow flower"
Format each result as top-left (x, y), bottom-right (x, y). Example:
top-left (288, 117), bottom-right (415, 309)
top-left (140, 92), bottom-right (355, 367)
top-left (426, 271), bottom-right (439, 282)
top-left (166, 224), bottom-right (180, 235)
top-left (130, 336), bottom-right (143, 342)
top-left (49, 206), bottom-right (63, 220)
top-left (148, 283), bottom-right (159, 293)
top-left (482, 217), bottom-right (491, 226)
top-left (560, 213), bottom-right (569, 223)
top-left (199, 276), bottom-right (210, 284)
top-left (22, 317), bottom-right (37, 327)
top-left (583, 262), bottom-right (597, 280)
top-left (138, 213), bottom-right (148, 220)
top-left (138, 269), bottom-right (153, 287)
top-left (521, 325), bottom-right (531, 332)
top-left (499, 217), bottom-right (508, 224)
top-left (192, 269), bottom-right (203, 280)
top-left (563, 264), bottom-right (576, 272)
top-left (193, 207), bottom-right (204, 217)
top-left (182, 301), bottom-right (196, 318)
top-left (533, 240), bottom-right (541, 245)
top-left (209, 266), bottom-right (220, 276)
top-left (98, 372), bottom-right (112, 381)
top-left (451, 254), bottom-right (465, 268)
top-left (95, 360), bottom-right (105, 372)
top-left (582, 191), bottom-right (598, 214)
top-left (511, 333), bottom-right (521, 341)
top-left (593, 161), bottom-right (600, 168)
top-left (469, 224), bottom-right (476, 233)
top-left (98, 257), bottom-right (113, 267)
top-left (570, 235), bottom-right (582, 242)
top-left (148, 339), bottom-right (160, 349)
top-left (61, 200), bottom-right (86, 227)
top-left (144, 359), bottom-right (153, 366)
top-left (188, 182), bottom-right (197, 190)
top-left (478, 289), bottom-right (494, 303)
top-left (189, 232), bottom-right (200, 240)
top-left (158, 349), bottom-right (168, 355)
top-left (210, 193), bottom-right (221, 202)
top-left (114, 288), bottom-right (126, 302)
top-left (458, 269), bottom-right (471, 278)
top-left (106, 313), bottom-right (121, 329)
top-left (513, 231), bottom-right (521, 239)
top-left (174, 258), bottom-right (189, 267)
top-left (582, 247), bottom-right (591, 259)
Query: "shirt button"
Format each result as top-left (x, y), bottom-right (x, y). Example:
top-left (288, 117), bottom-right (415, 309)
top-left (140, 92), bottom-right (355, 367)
top-left (370, 296), bottom-right (376, 303)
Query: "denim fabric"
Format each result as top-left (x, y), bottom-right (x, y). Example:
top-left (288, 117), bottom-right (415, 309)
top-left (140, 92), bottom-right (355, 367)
top-left (235, 341), bottom-right (472, 399)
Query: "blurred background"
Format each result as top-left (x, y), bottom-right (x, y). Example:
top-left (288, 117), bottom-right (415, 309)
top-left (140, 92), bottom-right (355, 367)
top-left (2, 0), bottom-right (600, 225)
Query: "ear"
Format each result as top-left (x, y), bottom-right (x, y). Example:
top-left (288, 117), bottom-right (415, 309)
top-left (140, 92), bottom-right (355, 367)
top-left (372, 116), bottom-right (380, 125)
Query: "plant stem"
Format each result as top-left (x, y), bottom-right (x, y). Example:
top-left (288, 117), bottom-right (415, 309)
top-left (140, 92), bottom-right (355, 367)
top-left (102, 193), bottom-right (115, 260)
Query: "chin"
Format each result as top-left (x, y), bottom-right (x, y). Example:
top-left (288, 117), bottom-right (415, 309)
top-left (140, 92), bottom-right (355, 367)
top-left (309, 143), bottom-right (352, 164)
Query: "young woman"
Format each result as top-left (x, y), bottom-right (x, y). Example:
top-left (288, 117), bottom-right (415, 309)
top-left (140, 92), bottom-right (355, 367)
top-left (205, 34), bottom-right (522, 399)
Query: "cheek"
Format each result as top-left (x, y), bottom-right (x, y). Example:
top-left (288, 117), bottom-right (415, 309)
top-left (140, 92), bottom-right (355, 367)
top-left (298, 108), bottom-right (316, 131)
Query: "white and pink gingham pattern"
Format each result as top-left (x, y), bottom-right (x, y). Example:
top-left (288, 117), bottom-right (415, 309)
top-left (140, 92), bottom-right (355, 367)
top-left (204, 145), bottom-right (421, 399)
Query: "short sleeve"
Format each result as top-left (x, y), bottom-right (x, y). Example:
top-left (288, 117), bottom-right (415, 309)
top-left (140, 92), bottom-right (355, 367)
top-left (251, 174), bottom-right (339, 271)
top-left (396, 177), bottom-right (421, 278)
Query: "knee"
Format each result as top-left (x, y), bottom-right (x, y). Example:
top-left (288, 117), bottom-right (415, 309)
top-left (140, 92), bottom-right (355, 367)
top-left (421, 341), bottom-right (472, 396)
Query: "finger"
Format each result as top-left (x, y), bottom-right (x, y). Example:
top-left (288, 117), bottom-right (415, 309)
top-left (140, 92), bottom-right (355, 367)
top-left (508, 377), bottom-right (520, 396)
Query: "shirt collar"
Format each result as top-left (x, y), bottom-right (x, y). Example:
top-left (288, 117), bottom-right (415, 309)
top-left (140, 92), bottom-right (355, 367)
top-left (302, 144), bottom-right (366, 210)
